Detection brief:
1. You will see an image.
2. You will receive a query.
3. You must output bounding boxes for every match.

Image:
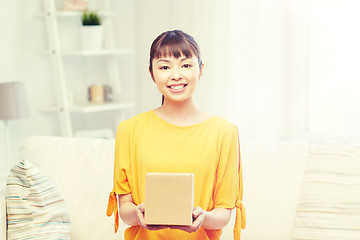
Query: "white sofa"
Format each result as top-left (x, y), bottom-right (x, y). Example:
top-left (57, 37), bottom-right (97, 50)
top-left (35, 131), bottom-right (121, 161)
top-left (0, 136), bottom-right (309, 240)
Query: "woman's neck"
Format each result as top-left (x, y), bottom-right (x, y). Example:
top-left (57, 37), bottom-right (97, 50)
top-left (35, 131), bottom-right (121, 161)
top-left (154, 98), bottom-right (212, 126)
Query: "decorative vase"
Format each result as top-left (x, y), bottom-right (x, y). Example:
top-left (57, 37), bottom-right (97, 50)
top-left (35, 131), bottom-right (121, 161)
top-left (80, 25), bottom-right (103, 50)
top-left (89, 85), bottom-right (105, 104)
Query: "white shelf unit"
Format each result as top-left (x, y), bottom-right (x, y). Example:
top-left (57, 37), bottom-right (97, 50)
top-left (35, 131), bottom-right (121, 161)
top-left (38, 10), bottom-right (115, 18)
top-left (40, 0), bottom-right (135, 137)
top-left (41, 102), bottom-right (136, 113)
top-left (40, 48), bottom-right (134, 56)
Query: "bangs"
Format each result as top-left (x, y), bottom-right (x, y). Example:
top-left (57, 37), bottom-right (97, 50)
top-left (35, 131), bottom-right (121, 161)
top-left (154, 41), bottom-right (195, 60)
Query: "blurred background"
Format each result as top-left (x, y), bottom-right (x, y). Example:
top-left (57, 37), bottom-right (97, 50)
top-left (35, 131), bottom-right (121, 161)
top-left (1, 0), bottom-right (360, 175)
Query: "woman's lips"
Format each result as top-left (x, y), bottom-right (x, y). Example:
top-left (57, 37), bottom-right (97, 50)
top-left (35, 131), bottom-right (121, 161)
top-left (167, 84), bottom-right (187, 92)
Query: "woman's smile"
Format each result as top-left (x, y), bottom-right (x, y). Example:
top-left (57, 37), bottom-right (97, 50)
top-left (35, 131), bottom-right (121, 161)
top-left (167, 83), bottom-right (188, 92)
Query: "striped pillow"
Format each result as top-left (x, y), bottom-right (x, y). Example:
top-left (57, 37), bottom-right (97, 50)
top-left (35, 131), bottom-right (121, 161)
top-left (6, 159), bottom-right (71, 240)
top-left (292, 139), bottom-right (360, 240)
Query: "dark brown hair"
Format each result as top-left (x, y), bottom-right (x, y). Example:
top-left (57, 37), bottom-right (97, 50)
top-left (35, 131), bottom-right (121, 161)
top-left (149, 30), bottom-right (202, 74)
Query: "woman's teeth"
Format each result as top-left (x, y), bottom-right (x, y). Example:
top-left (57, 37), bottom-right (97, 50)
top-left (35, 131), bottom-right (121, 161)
top-left (169, 85), bottom-right (186, 90)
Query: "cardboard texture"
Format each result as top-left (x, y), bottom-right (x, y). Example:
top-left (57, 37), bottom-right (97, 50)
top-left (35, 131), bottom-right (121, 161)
top-left (145, 173), bottom-right (194, 225)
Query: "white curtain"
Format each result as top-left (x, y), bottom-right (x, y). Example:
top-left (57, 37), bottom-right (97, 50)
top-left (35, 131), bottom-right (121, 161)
top-left (171, 0), bottom-right (360, 140)
top-left (191, 0), bottom-right (308, 140)
top-left (306, 0), bottom-right (360, 139)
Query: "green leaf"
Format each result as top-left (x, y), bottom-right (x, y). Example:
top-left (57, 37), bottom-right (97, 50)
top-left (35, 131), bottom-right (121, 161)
top-left (82, 10), bottom-right (101, 26)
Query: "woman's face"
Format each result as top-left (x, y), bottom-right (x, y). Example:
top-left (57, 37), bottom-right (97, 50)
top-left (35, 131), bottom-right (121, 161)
top-left (151, 54), bottom-right (203, 104)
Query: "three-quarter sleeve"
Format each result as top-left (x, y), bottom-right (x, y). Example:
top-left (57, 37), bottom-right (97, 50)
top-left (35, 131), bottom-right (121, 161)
top-left (107, 121), bottom-right (132, 233)
top-left (213, 124), bottom-right (246, 240)
top-left (213, 124), bottom-right (239, 208)
top-left (113, 121), bottom-right (131, 194)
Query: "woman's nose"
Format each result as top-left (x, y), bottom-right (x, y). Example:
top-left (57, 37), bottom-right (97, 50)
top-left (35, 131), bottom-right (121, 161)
top-left (170, 68), bottom-right (182, 80)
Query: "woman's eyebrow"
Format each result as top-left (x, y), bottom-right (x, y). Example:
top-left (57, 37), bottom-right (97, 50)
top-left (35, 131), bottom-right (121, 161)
top-left (181, 57), bottom-right (191, 61)
top-left (156, 57), bottom-right (191, 63)
top-left (157, 59), bottom-right (170, 63)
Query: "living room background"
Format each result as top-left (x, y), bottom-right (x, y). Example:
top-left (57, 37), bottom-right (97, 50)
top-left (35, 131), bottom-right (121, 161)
top-left (1, 0), bottom-right (360, 173)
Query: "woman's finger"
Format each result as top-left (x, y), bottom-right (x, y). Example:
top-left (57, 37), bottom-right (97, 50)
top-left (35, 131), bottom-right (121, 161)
top-left (136, 208), bottom-right (146, 228)
top-left (136, 203), bottom-right (169, 231)
top-left (137, 203), bottom-right (145, 213)
top-left (170, 207), bottom-right (205, 233)
top-left (192, 207), bottom-right (203, 219)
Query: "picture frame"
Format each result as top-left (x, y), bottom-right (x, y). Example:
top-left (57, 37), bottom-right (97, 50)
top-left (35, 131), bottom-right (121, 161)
top-left (63, 0), bottom-right (88, 11)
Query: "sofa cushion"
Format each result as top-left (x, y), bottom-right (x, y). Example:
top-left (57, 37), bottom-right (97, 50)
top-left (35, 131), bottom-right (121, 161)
top-left (6, 159), bottom-right (71, 240)
top-left (19, 136), bottom-right (125, 240)
top-left (222, 139), bottom-right (309, 240)
top-left (292, 139), bottom-right (360, 239)
top-left (1, 173), bottom-right (7, 240)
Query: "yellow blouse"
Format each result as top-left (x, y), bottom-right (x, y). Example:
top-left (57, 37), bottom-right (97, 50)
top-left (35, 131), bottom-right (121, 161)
top-left (107, 110), bottom-right (245, 240)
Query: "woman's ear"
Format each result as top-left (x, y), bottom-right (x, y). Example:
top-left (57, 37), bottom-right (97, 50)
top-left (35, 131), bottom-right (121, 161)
top-left (149, 66), bottom-right (155, 83)
top-left (199, 63), bottom-right (204, 78)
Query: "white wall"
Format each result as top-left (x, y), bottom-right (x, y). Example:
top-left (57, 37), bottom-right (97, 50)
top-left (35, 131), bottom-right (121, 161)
top-left (0, 0), bottom-right (137, 174)
top-left (0, 1), bottom-right (40, 174)
top-left (307, 0), bottom-right (360, 138)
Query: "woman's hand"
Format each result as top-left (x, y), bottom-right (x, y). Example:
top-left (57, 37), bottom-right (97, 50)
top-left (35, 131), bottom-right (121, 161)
top-left (118, 194), bottom-right (168, 231)
top-left (170, 207), bottom-right (207, 233)
top-left (171, 207), bottom-right (232, 232)
top-left (136, 203), bottom-right (169, 231)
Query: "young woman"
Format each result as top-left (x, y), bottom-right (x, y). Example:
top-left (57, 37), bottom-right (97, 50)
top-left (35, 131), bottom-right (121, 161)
top-left (107, 30), bottom-right (245, 240)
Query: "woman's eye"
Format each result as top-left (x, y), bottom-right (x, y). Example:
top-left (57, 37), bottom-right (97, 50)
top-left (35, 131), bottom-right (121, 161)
top-left (160, 66), bottom-right (169, 70)
top-left (183, 64), bottom-right (192, 68)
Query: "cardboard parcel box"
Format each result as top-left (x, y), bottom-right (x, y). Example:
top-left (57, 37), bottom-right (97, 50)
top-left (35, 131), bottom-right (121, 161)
top-left (145, 173), bottom-right (194, 225)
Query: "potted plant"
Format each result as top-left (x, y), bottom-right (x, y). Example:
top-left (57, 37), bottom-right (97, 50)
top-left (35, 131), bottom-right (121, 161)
top-left (80, 10), bottom-right (103, 50)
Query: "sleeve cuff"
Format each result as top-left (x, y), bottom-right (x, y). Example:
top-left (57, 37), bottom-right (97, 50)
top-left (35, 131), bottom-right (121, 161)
top-left (233, 199), bottom-right (246, 240)
top-left (106, 191), bottom-right (119, 233)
